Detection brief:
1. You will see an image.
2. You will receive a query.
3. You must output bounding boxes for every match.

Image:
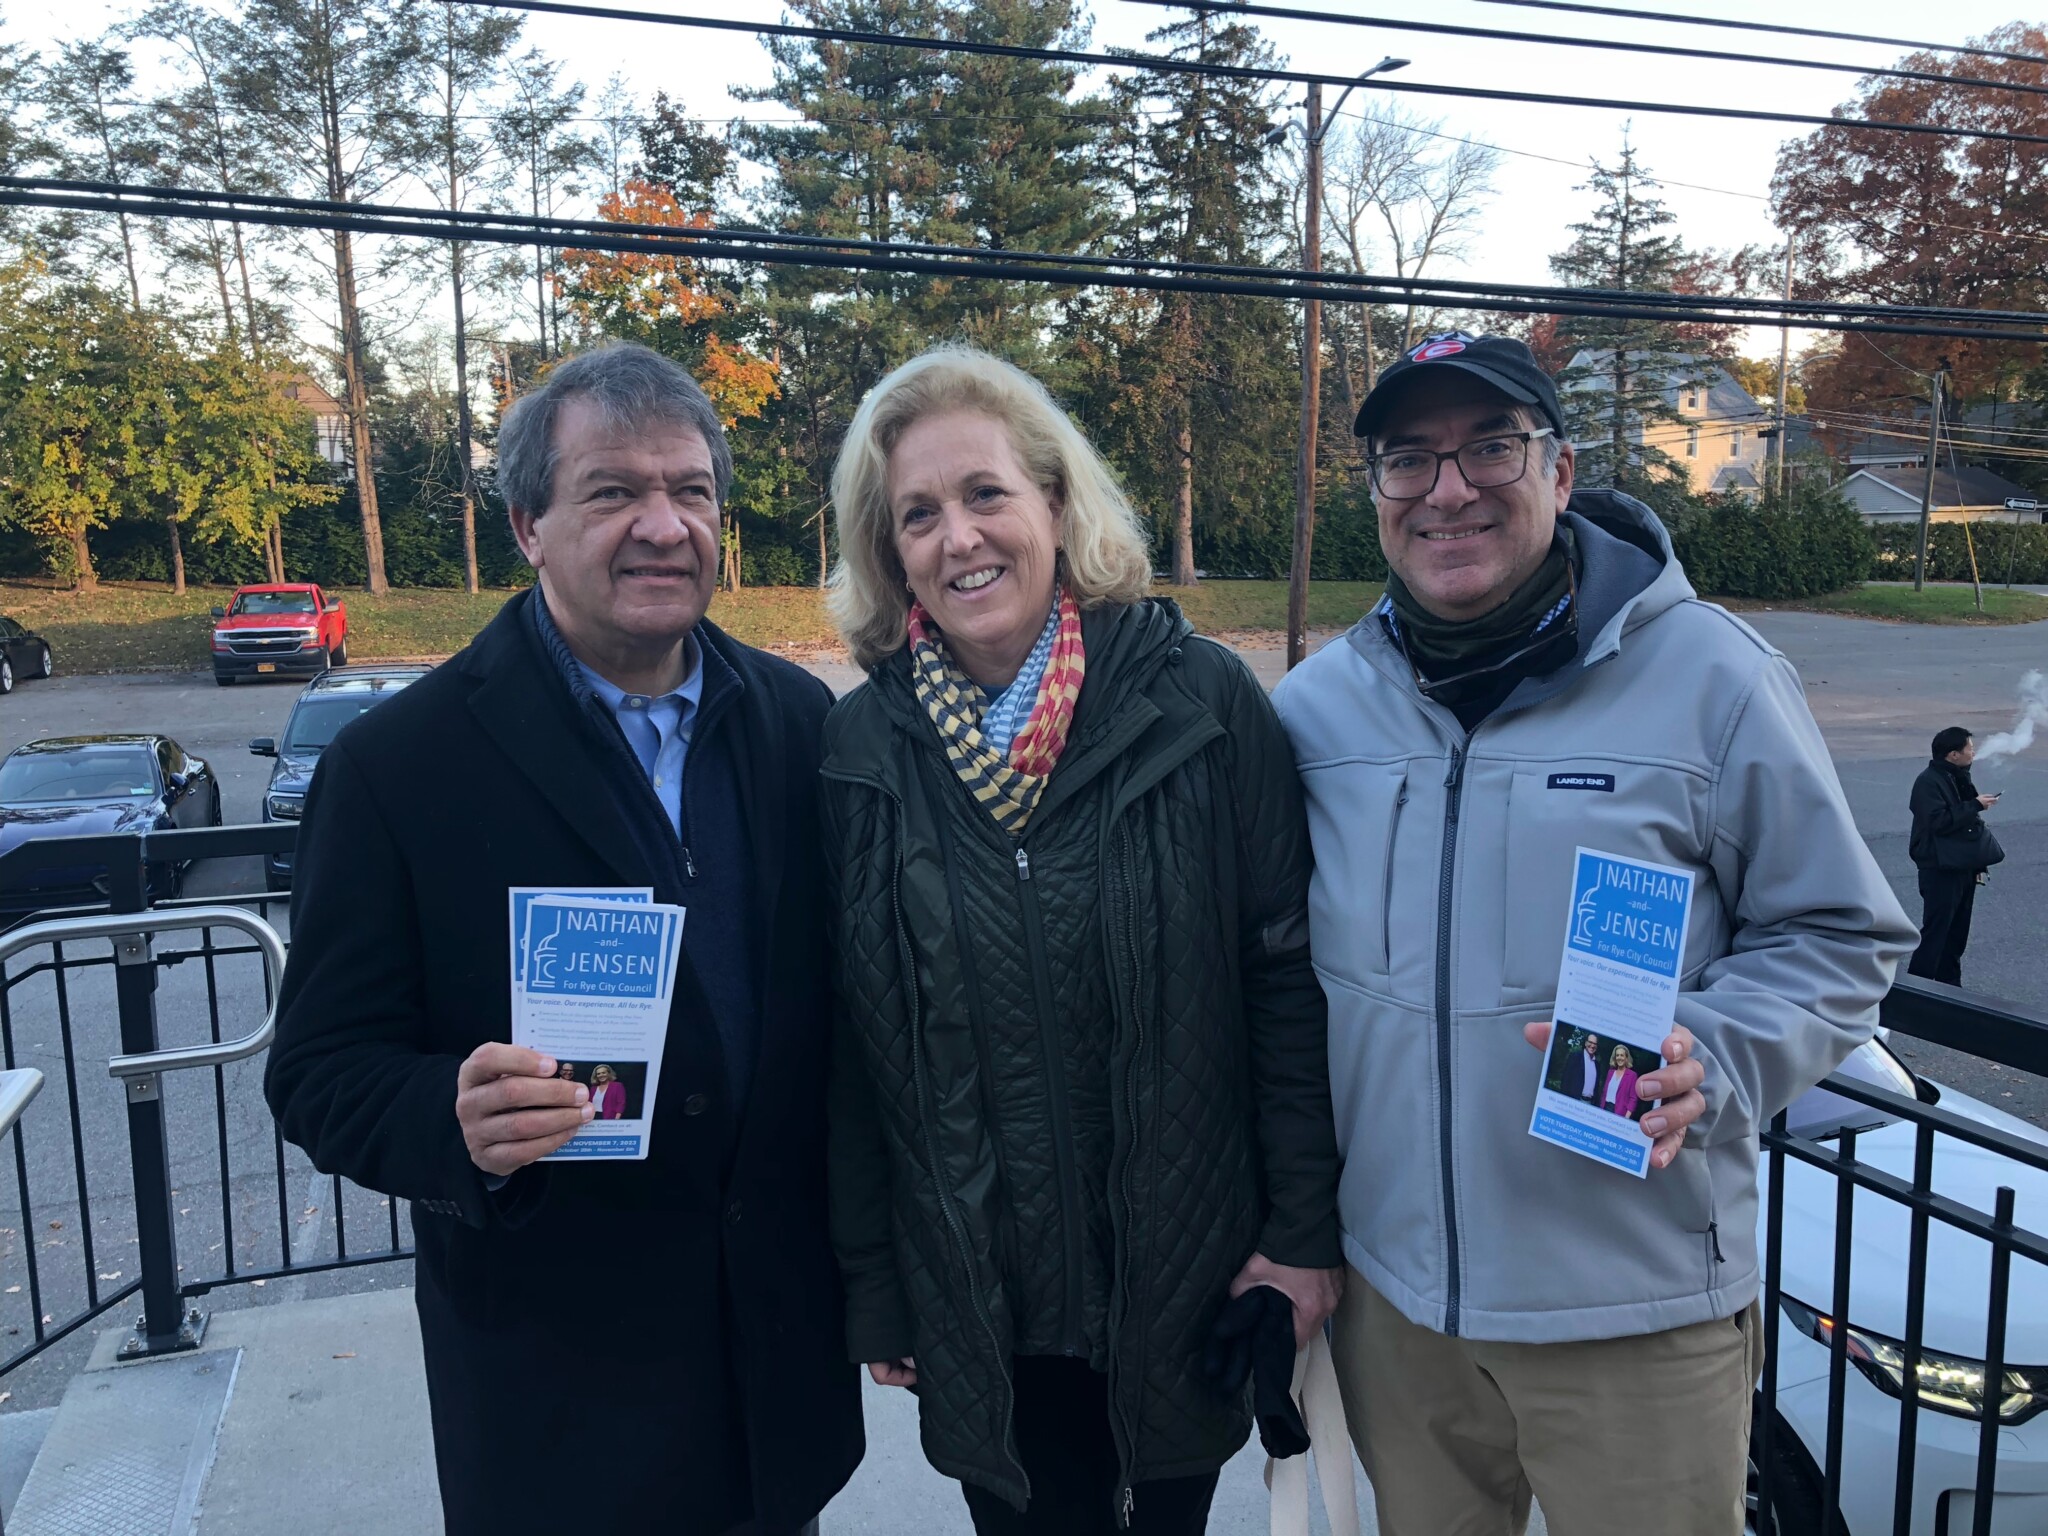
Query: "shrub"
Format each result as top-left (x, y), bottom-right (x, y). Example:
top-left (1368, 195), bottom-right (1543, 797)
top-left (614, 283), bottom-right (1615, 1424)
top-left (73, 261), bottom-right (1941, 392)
top-left (1870, 520), bottom-right (2048, 585)
top-left (1660, 483), bottom-right (1874, 599)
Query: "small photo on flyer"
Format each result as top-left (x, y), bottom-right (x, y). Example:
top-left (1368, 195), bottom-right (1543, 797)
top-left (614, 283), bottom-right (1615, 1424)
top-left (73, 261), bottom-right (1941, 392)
top-left (1541, 1026), bottom-right (1661, 1126)
top-left (548, 1059), bottom-right (650, 1122)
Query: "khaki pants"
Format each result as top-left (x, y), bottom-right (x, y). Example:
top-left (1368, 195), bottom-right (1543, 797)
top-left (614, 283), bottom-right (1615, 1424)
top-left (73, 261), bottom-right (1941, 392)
top-left (1330, 1269), bottom-right (1761, 1536)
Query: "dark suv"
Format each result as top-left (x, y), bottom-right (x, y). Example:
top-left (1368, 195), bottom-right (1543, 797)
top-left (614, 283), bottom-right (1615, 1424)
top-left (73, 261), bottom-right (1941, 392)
top-left (250, 665), bottom-right (430, 889)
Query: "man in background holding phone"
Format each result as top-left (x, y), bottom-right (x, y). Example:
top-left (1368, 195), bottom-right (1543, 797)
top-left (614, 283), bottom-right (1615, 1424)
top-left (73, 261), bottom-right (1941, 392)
top-left (1909, 725), bottom-right (2003, 985)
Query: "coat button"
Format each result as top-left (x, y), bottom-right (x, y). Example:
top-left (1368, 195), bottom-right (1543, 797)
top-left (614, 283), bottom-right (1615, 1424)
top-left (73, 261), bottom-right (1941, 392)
top-left (725, 1200), bottom-right (743, 1225)
top-left (684, 1093), bottom-right (709, 1116)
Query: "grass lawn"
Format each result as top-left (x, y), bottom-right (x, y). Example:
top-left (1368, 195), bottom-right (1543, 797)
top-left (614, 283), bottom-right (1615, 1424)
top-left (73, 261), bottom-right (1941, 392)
top-left (1717, 584), bottom-right (2048, 625)
top-left (0, 576), bottom-right (1388, 676)
top-left (17, 572), bottom-right (2025, 678)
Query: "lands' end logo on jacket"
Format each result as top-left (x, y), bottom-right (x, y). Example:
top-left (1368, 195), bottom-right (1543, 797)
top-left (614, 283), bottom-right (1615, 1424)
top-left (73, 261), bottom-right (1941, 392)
top-left (1548, 772), bottom-right (1615, 792)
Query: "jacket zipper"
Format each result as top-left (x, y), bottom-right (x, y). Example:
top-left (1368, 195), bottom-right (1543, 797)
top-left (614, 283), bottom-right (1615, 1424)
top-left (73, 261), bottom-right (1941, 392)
top-left (883, 793), bottom-right (1022, 1493)
top-left (1109, 817), bottom-right (1145, 1529)
top-left (1436, 746), bottom-right (1467, 1336)
top-left (1013, 844), bottom-right (1088, 1359)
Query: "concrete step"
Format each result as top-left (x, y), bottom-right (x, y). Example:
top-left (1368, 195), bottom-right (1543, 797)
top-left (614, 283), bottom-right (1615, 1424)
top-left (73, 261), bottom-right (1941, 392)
top-left (2, 1285), bottom-right (1546, 1534)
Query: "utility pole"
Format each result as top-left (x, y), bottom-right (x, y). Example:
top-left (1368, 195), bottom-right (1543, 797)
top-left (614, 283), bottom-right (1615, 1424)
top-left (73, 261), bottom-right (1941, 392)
top-left (1283, 55), bottom-right (1407, 671)
top-left (1287, 78), bottom-right (1324, 672)
top-left (1773, 236), bottom-right (1792, 501)
top-left (1914, 365), bottom-right (1947, 593)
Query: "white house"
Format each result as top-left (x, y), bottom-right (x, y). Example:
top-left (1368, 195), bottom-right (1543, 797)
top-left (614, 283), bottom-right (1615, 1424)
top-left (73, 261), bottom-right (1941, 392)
top-left (1561, 352), bottom-right (1774, 496)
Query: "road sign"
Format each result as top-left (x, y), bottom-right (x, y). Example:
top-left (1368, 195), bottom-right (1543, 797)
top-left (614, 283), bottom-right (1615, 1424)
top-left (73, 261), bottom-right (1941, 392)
top-left (2005, 497), bottom-right (2039, 512)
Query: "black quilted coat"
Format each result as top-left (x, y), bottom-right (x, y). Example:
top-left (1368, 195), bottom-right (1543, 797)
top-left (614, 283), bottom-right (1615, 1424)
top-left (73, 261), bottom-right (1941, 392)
top-left (822, 599), bottom-right (1341, 1514)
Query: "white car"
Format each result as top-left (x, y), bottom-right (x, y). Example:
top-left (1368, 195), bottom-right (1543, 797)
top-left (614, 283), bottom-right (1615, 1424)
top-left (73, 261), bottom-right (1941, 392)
top-left (1755, 1039), bottom-right (2048, 1535)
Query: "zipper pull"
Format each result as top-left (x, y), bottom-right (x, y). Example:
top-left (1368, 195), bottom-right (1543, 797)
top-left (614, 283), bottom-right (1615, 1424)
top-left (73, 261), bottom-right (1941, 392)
top-left (1708, 1221), bottom-right (1725, 1264)
top-left (1444, 747), bottom-right (1466, 820)
top-left (682, 846), bottom-right (698, 879)
top-left (1014, 847), bottom-right (1032, 882)
top-left (1122, 1485), bottom-right (1134, 1526)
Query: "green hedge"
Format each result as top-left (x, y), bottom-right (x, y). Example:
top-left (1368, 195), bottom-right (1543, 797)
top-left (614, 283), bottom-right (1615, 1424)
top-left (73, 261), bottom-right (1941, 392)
top-left (1870, 521), bottom-right (2048, 585)
top-left (1661, 485), bottom-right (1875, 599)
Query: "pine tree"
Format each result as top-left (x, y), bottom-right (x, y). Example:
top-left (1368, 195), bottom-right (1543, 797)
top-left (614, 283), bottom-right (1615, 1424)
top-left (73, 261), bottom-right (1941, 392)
top-left (1549, 143), bottom-right (1709, 494)
top-left (223, 0), bottom-right (429, 595)
top-left (1102, 5), bottom-right (1293, 585)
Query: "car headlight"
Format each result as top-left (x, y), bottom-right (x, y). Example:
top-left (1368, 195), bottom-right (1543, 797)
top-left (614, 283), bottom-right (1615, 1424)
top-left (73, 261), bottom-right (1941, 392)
top-left (211, 630), bottom-right (231, 652)
top-left (266, 794), bottom-right (304, 820)
top-left (1782, 1295), bottom-right (2046, 1424)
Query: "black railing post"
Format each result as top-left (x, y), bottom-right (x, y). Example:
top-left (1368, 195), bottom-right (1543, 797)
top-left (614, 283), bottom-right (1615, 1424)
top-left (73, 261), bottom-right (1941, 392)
top-left (110, 838), bottom-right (204, 1358)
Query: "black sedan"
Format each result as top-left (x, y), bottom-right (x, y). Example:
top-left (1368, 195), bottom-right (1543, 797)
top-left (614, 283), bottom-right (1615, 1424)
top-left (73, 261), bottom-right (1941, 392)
top-left (0, 735), bottom-right (222, 909)
top-left (0, 614), bottom-right (53, 694)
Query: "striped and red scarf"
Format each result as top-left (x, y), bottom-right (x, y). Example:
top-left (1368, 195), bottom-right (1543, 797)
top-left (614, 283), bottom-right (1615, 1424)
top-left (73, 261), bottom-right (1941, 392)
top-left (905, 587), bottom-right (1085, 834)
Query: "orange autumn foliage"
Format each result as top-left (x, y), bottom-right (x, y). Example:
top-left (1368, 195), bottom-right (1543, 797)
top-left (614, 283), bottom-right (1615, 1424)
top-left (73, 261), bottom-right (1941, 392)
top-left (560, 179), bottom-right (779, 426)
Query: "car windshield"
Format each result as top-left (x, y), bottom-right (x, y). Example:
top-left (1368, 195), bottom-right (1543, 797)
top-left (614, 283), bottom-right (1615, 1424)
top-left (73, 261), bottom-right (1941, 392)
top-left (282, 694), bottom-right (396, 754)
top-left (230, 591), bottom-right (317, 617)
top-left (0, 748), bottom-right (157, 802)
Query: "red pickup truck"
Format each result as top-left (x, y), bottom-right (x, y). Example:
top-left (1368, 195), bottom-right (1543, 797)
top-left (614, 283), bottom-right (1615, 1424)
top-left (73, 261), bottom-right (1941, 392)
top-left (210, 583), bottom-right (349, 686)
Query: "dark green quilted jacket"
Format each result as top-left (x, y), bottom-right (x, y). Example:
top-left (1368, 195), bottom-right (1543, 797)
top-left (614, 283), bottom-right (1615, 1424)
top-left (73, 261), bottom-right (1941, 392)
top-left (822, 599), bottom-right (1341, 1515)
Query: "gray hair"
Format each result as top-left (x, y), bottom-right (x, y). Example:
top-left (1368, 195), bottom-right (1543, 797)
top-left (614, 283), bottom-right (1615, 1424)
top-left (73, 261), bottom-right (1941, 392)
top-left (496, 342), bottom-right (733, 514)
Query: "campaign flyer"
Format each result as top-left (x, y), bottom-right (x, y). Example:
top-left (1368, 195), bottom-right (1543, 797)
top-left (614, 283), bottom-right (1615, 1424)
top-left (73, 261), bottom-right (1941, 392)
top-left (1527, 848), bottom-right (1696, 1179)
top-left (507, 886), bottom-right (651, 989)
top-left (509, 891), bottom-right (684, 1162)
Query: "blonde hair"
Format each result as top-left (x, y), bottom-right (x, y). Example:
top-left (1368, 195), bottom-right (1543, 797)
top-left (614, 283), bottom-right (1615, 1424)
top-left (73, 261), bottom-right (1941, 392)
top-left (828, 346), bottom-right (1154, 669)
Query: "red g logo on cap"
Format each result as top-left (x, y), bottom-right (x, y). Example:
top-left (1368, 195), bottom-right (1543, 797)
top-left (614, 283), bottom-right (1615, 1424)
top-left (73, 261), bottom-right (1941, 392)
top-left (1409, 333), bottom-right (1471, 361)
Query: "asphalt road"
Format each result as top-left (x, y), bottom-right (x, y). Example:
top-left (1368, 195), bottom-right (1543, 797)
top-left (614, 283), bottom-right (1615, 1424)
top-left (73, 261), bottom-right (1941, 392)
top-left (0, 611), bottom-right (2044, 1410)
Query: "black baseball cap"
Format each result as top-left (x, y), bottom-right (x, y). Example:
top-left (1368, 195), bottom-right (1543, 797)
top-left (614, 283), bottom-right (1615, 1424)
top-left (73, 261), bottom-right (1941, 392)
top-left (1353, 331), bottom-right (1565, 442)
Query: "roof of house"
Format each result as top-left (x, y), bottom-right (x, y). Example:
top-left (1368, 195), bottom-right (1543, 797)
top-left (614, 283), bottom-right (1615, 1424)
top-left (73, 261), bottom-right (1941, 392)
top-left (1843, 464), bottom-right (2032, 509)
top-left (274, 372), bottom-right (346, 417)
top-left (1559, 351), bottom-right (1769, 427)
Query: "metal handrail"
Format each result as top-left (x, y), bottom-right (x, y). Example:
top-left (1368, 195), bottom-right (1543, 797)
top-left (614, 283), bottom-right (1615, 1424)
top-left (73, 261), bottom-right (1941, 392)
top-left (0, 907), bottom-right (286, 1080)
top-left (0, 1067), bottom-right (43, 1139)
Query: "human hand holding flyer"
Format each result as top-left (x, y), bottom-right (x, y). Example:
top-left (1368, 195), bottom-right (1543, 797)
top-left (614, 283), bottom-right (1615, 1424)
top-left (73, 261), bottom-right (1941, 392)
top-left (1528, 848), bottom-right (1696, 1179)
top-left (508, 887), bottom-right (684, 1161)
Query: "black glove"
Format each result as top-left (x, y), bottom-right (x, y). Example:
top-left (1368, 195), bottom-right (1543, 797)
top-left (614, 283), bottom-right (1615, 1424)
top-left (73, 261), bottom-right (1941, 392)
top-left (1203, 1284), bottom-right (1309, 1459)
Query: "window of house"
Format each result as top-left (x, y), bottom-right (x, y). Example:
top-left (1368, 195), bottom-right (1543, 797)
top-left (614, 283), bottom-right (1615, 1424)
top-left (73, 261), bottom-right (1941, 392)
top-left (1686, 426), bottom-right (1700, 458)
top-left (1684, 387), bottom-right (1701, 409)
top-left (1729, 430), bottom-right (1742, 457)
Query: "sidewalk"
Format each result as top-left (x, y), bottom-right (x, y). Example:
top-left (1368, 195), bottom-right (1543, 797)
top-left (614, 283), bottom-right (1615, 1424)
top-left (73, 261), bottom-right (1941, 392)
top-left (4, 1287), bottom-right (1446, 1534)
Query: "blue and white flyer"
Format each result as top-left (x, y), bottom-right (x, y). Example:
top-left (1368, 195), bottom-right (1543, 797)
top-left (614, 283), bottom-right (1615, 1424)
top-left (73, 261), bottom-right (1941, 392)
top-left (1527, 848), bottom-right (1696, 1179)
top-left (508, 891), bottom-right (685, 1162)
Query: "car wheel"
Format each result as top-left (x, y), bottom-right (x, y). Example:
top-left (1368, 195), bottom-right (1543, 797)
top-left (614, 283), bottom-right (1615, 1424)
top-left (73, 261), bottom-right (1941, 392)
top-left (333, 638), bottom-right (348, 666)
top-left (34, 643), bottom-right (51, 679)
top-left (0, 655), bottom-right (12, 695)
top-left (264, 869), bottom-right (290, 894)
top-left (1746, 1408), bottom-right (1829, 1536)
top-left (211, 787), bottom-right (223, 827)
top-left (215, 671), bottom-right (234, 687)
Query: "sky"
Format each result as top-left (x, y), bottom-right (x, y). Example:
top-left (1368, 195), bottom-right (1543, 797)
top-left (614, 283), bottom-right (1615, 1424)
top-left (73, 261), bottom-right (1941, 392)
top-left (5, 0), bottom-right (2039, 357)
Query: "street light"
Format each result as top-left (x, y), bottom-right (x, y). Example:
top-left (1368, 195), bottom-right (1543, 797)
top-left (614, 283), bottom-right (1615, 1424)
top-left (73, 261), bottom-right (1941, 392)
top-left (1284, 54), bottom-right (1410, 671)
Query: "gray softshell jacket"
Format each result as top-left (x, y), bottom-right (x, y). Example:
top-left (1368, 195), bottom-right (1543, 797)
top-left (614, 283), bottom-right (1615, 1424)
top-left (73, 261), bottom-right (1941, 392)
top-left (1272, 491), bottom-right (1916, 1344)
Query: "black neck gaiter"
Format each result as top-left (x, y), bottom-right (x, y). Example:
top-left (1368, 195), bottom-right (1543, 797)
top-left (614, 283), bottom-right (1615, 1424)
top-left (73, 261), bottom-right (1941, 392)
top-left (1385, 531), bottom-right (1578, 726)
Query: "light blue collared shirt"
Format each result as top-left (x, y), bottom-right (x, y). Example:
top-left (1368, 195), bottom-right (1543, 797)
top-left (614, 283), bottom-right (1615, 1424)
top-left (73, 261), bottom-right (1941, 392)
top-left (574, 637), bottom-right (704, 837)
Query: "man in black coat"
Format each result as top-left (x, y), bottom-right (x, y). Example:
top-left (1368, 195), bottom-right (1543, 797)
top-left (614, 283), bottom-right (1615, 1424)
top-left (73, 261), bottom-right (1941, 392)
top-left (1907, 725), bottom-right (2001, 985)
top-left (265, 344), bottom-right (862, 1534)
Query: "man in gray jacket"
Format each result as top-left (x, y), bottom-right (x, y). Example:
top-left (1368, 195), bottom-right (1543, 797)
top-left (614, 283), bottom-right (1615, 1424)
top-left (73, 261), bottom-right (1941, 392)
top-left (1272, 332), bottom-right (1915, 1536)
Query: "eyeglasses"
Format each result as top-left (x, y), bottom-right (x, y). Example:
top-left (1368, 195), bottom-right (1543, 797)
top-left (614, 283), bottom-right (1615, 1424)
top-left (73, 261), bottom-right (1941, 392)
top-left (1367, 428), bottom-right (1555, 500)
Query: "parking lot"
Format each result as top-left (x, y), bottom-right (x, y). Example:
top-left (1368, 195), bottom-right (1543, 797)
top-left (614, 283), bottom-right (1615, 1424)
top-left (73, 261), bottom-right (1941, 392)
top-left (1, 611), bottom-right (2045, 1409)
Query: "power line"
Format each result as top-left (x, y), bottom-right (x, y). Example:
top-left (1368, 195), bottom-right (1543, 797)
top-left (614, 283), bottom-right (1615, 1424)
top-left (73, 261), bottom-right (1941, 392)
top-left (15, 173), bottom-right (2044, 335)
top-left (8, 176), bottom-right (2039, 344)
top-left (1463, 0), bottom-right (2048, 67)
top-left (1134, 0), bottom-right (2048, 101)
top-left (443, 0), bottom-right (2048, 155)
